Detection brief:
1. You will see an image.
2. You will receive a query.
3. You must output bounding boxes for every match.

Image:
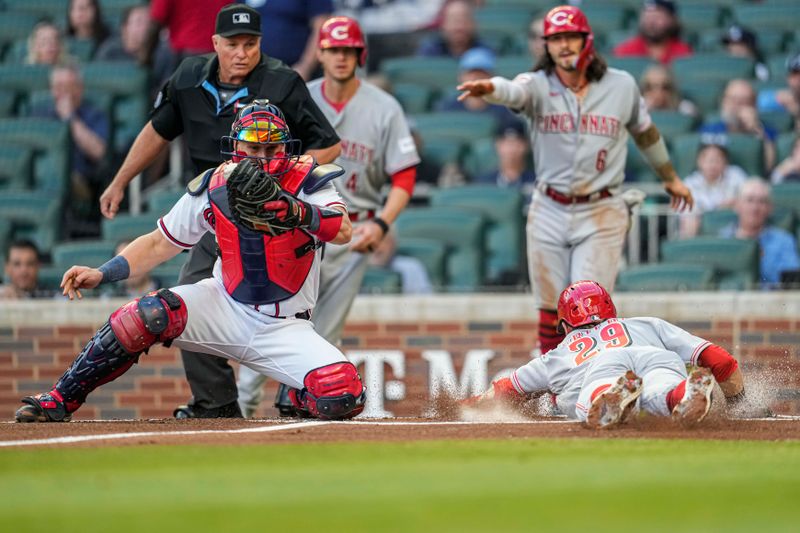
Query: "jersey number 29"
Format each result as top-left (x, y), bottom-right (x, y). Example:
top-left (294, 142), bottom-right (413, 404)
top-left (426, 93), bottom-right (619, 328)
top-left (569, 322), bottom-right (632, 366)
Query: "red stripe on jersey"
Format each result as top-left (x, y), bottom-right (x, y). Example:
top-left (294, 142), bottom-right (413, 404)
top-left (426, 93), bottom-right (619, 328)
top-left (158, 218), bottom-right (194, 249)
top-left (390, 166), bottom-right (417, 196)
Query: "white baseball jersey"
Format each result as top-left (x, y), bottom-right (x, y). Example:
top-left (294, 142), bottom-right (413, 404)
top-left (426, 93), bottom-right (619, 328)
top-left (306, 79), bottom-right (420, 213)
top-left (513, 317), bottom-right (711, 420)
top-left (157, 162), bottom-right (344, 317)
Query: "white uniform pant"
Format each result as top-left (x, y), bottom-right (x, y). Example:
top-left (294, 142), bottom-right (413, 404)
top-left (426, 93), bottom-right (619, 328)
top-left (572, 348), bottom-right (688, 422)
top-left (526, 191), bottom-right (629, 309)
top-left (170, 278), bottom-right (347, 391)
top-left (236, 243), bottom-right (369, 416)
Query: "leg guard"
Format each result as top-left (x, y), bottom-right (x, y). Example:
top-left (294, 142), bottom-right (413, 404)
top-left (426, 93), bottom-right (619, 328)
top-left (52, 289), bottom-right (187, 414)
top-left (288, 362), bottom-right (366, 420)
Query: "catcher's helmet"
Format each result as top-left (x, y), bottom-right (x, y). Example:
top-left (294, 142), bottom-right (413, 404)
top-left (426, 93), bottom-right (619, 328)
top-left (318, 16), bottom-right (367, 67)
top-left (557, 280), bottom-right (617, 333)
top-left (221, 99), bottom-right (301, 176)
top-left (543, 5), bottom-right (595, 72)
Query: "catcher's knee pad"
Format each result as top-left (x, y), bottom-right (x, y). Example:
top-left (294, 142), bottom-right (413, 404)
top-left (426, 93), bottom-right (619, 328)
top-left (55, 289), bottom-right (187, 406)
top-left (289, 362), bottom-right (366, 420)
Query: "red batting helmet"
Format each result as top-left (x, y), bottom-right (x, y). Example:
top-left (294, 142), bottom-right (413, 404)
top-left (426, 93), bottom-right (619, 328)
top-left (318, 16), bottom-right (367, 67)
top-left (543, 5), bottom-right (595, 72)
top-left (557, 280), bottom-right (617, 332)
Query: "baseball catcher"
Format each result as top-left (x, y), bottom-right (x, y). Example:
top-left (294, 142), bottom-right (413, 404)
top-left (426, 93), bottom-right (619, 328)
top-left (15, 100), bottom-right (366, 423)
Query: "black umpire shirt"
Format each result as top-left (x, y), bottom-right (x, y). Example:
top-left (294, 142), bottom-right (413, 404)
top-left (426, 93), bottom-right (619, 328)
top-left (151, 53), bottom-right (339, 175)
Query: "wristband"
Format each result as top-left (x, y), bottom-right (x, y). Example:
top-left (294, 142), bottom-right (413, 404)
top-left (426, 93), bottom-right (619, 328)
top-left (372, 216), bottom-right (389, 236)
top-left (98, 255), bottom-right (130, 285)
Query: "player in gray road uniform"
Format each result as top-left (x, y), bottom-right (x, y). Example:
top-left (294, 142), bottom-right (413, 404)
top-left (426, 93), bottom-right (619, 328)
top-left (237, 16), bottom-right (420, 417)
top-left (457, 5), bottom-right (693, 354)
top-left (465, 280), bottom-right (747, 429)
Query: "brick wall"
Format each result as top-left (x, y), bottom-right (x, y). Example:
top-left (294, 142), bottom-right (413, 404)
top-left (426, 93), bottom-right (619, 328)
top-left (1, 293), bottom-right (798, 419)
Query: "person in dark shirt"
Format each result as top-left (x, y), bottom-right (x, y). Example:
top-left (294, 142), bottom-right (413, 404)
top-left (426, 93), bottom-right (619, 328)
top-left (416, 0), bottom-right (489, 59)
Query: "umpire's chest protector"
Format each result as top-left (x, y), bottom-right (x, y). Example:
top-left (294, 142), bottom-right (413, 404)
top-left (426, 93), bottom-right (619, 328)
top-left (206, 162), bottom-right (318, 305)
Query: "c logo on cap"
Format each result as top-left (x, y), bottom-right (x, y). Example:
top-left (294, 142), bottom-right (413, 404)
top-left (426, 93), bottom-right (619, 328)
top-left (331, 26), bottom-right (349, 40)
top-left (550, 11), bottom-right (572, 26)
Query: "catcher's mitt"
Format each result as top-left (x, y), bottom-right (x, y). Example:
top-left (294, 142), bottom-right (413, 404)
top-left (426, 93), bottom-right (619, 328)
top-left (226, 159), bottom-right (284, 234)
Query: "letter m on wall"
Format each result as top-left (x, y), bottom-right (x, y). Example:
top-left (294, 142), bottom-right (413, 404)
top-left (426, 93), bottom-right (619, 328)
top-left (422, 350), bottom-right (495, 399)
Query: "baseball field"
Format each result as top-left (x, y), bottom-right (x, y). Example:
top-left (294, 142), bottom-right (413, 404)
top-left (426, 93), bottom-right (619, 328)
top-left (2, 417), bottom-right (799, 532)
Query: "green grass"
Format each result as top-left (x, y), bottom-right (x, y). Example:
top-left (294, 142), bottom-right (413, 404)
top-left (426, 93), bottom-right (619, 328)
top-left (1, 438), bottom-right (799, 532)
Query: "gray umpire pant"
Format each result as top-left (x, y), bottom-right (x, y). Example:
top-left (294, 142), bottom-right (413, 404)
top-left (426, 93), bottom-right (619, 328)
top-left (177, 232), bottom-right (239, 410)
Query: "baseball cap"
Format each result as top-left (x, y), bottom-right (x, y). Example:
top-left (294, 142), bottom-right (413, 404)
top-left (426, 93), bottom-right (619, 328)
top-left (722, 25), bottom-right (756, 49)
top-left (699, 133), bottom-right (729, 153)
top-left (495, 120), bottom-right (527, 140)
top-left (643, 0), bottom-right (676, 16)
top-left (215, 4), bottom-right (261, 38)
top-left (787, 53), bottom-right (800, 74)
top-left (459, 47), bottom-right (495, 73)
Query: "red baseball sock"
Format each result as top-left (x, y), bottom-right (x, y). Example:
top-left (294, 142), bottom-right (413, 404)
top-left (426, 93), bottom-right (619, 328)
top-left (666, 380), bottom-right (687, 412)
top-left (538, 309), bottom-right (564, 353)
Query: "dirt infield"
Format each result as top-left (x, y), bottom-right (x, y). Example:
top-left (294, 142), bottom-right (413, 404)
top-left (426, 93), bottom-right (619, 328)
top-left (2, 416), bottom-right (799, 448)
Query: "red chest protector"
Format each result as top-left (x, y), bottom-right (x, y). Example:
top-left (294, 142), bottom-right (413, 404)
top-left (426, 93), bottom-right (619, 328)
top-left (206, 157), bottom-right (322, 305)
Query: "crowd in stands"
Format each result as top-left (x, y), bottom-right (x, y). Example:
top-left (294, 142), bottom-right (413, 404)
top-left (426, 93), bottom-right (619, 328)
top-left (3, 0), bottom-right (800, 294)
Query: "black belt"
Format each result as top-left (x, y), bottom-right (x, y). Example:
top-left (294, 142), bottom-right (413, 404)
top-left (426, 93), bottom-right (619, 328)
top-left (544, 186), bottom-right (613, 205)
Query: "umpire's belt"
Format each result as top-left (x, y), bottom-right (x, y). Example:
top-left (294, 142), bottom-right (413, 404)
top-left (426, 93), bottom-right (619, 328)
top-left (349, 210), bottom-right (375, 222)
top-left (543, 185), bottom-right (613, 205)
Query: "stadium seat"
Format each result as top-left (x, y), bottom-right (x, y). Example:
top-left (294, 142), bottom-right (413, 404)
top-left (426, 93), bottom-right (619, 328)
top-left (148, 189), bottom-right (185, 217)
top-left (580, 5), bottom-right (630, 33)
top-left (0, 145), bottom-right (33, 190)
top-left (607, 57), bottom-right (655, 82)
top-left (462, 137), bottom-right (497, 178)
top-left (419, 136), bottom-right (463, 168)
top-left (700, 209), bottom-right (737, 236)
top-left (771, 183), bottom-right (800, 216)
top-left (661, 237), bottom-right (759, 290)
top-left (0, 191), bottom-right (61, 251)
top-left (0, 218), bottom-right (11, 262)
top-left (673, 55), bottom-right (754, 85)
top-left (649, 110), bottom-right (697, 138)
top-left (0, 90), bottom-right (15, 117)
top-left (671, 133), bottom-right (764, 178)
top-left (494, 55), bottom-right (534, 79)
top-left (360, 267), bottom-right (402, 295)
top-left (430, 185), bottom-right (525, 283)
top-left (474, 6), bottom-right (534, 34)
top-left (679, 5), bottom-right (723, 35)
top-left (151, 253), bottom-right (188, 289)
top-left (680, 79), bottom-right (725, 115)
top-left (393, 83), bottom-right (434, 114)
top-left (616, 263), bottom-right (716, 292)
top-left (771, 206), bottom-right (796, 234)
top-left (776, 132), bottom-right (797, 163)
top-left (395, 237), bottom-right (447, 290)
top-left (733, 5), bottom-right (800, 33)
top-left (0, 12), bottom-right (40, 51)
top-left (35, 265), bottom-right (65, 292)
top-left (102, 213), bottom-right (160, 243)
top-left (761, 111), bottom-right (794, 134)
top-left (0, 65), bottom-right (51, 96)
top-left (395, 207), bottom-right (486, 291)
top-left (0, 118), bottom-right (70, 194)
top-left (52, 240), bottom-right (117, 270)
top-left (411, 112), bottom-right (496, 144)
top-left (382, 57), bottom-right (459, 92)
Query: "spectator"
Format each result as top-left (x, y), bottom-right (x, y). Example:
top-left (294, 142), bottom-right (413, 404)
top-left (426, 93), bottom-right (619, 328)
top-left (680, 140), bottom-right (748, 238)
top-left (774, 53), bottom-right (800, 132)
top-left (417, 0), bottom-right (488, 59)
top-left (474, 121), bottom-right (535, 194)
top-left (701, 78), bottom-right (777, 172)
top-left (368, 231), bottom-right (433, 294)
top-left (26, 21), bottom-right (71, 66)
top-left (435, 47), bottom-right (521, 130)
top-left (246, 0), bottom-right (332, 81)
top-left (31, 64), bottom-right (111, 236)
top-left (106, 241), bottom-right (160, 298)
top-left (639, 64), bottom-right (698, 117)
top-left (527, 16), bottom-right (545, 62)
top-left (721, 25), bottom-right (769, 82)
top-left (613, 0), bottom-right (692, 65)
top-left (66, 0), bottom-right (111, 57)
top-left (0, 240), bottom-right (46, 300)
top-left (95, 4), bottom-right (174, 93)
top-left (770, 136), bottom-right (800, 184)
top-left (719, 178), bottom-right (800, 286)
top-left (150, 0), bottom-right (230, 59)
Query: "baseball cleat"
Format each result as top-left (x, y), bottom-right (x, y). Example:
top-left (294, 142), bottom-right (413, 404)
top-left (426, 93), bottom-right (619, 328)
top-left (586, 370), bottom-right (643, 429)
top-left (672, 367), bottom-right (715, 425)
top-left (15, 391), bottom-right (72, 423)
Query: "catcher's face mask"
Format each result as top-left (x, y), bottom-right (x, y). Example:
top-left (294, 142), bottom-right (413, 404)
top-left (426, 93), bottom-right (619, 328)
top-left (221, 109), bottom-right (301, 177)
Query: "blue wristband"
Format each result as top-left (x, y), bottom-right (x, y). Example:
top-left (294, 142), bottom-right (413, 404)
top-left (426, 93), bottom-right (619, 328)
top-left (98, 255), bottom-right (130, 285)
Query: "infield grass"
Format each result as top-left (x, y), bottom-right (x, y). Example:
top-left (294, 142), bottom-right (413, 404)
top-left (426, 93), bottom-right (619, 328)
top-left (1, 438), bottom-right (799, 532)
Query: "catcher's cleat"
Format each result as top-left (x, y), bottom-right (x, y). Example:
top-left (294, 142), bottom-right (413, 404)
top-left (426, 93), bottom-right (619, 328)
top-left (672, 367), bottom-right (714, 425)
top-left (173, 400), bottom-right (244, 419)
top-left (15, 391), bottom-right (72, 423)
top-left (586, 371), bottom-right (643, 429)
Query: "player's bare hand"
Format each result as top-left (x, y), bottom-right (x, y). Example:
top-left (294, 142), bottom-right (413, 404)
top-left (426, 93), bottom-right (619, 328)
top-left (664, 179), bottom-right (694, 212)
top-left (100, 182), bottom-right (125, 219)
top-left (457, 79), bottom-right (495, 102)
top-left (349, 220), bottom-right (384, 253)
top-left (60, 266), bottom-right (103, 300)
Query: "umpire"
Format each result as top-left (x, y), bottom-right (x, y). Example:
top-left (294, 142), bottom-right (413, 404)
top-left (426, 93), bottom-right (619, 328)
top-left (98, 4), bottom-right (341, 418)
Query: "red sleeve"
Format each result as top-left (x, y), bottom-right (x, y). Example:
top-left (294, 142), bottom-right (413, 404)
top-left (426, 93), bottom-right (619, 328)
top-left (150, 0), bottom-right (170, 25)
top-left (697, 344), bottom-right (738, 383)
top-left (390, 166), bottom-right (417, 196)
